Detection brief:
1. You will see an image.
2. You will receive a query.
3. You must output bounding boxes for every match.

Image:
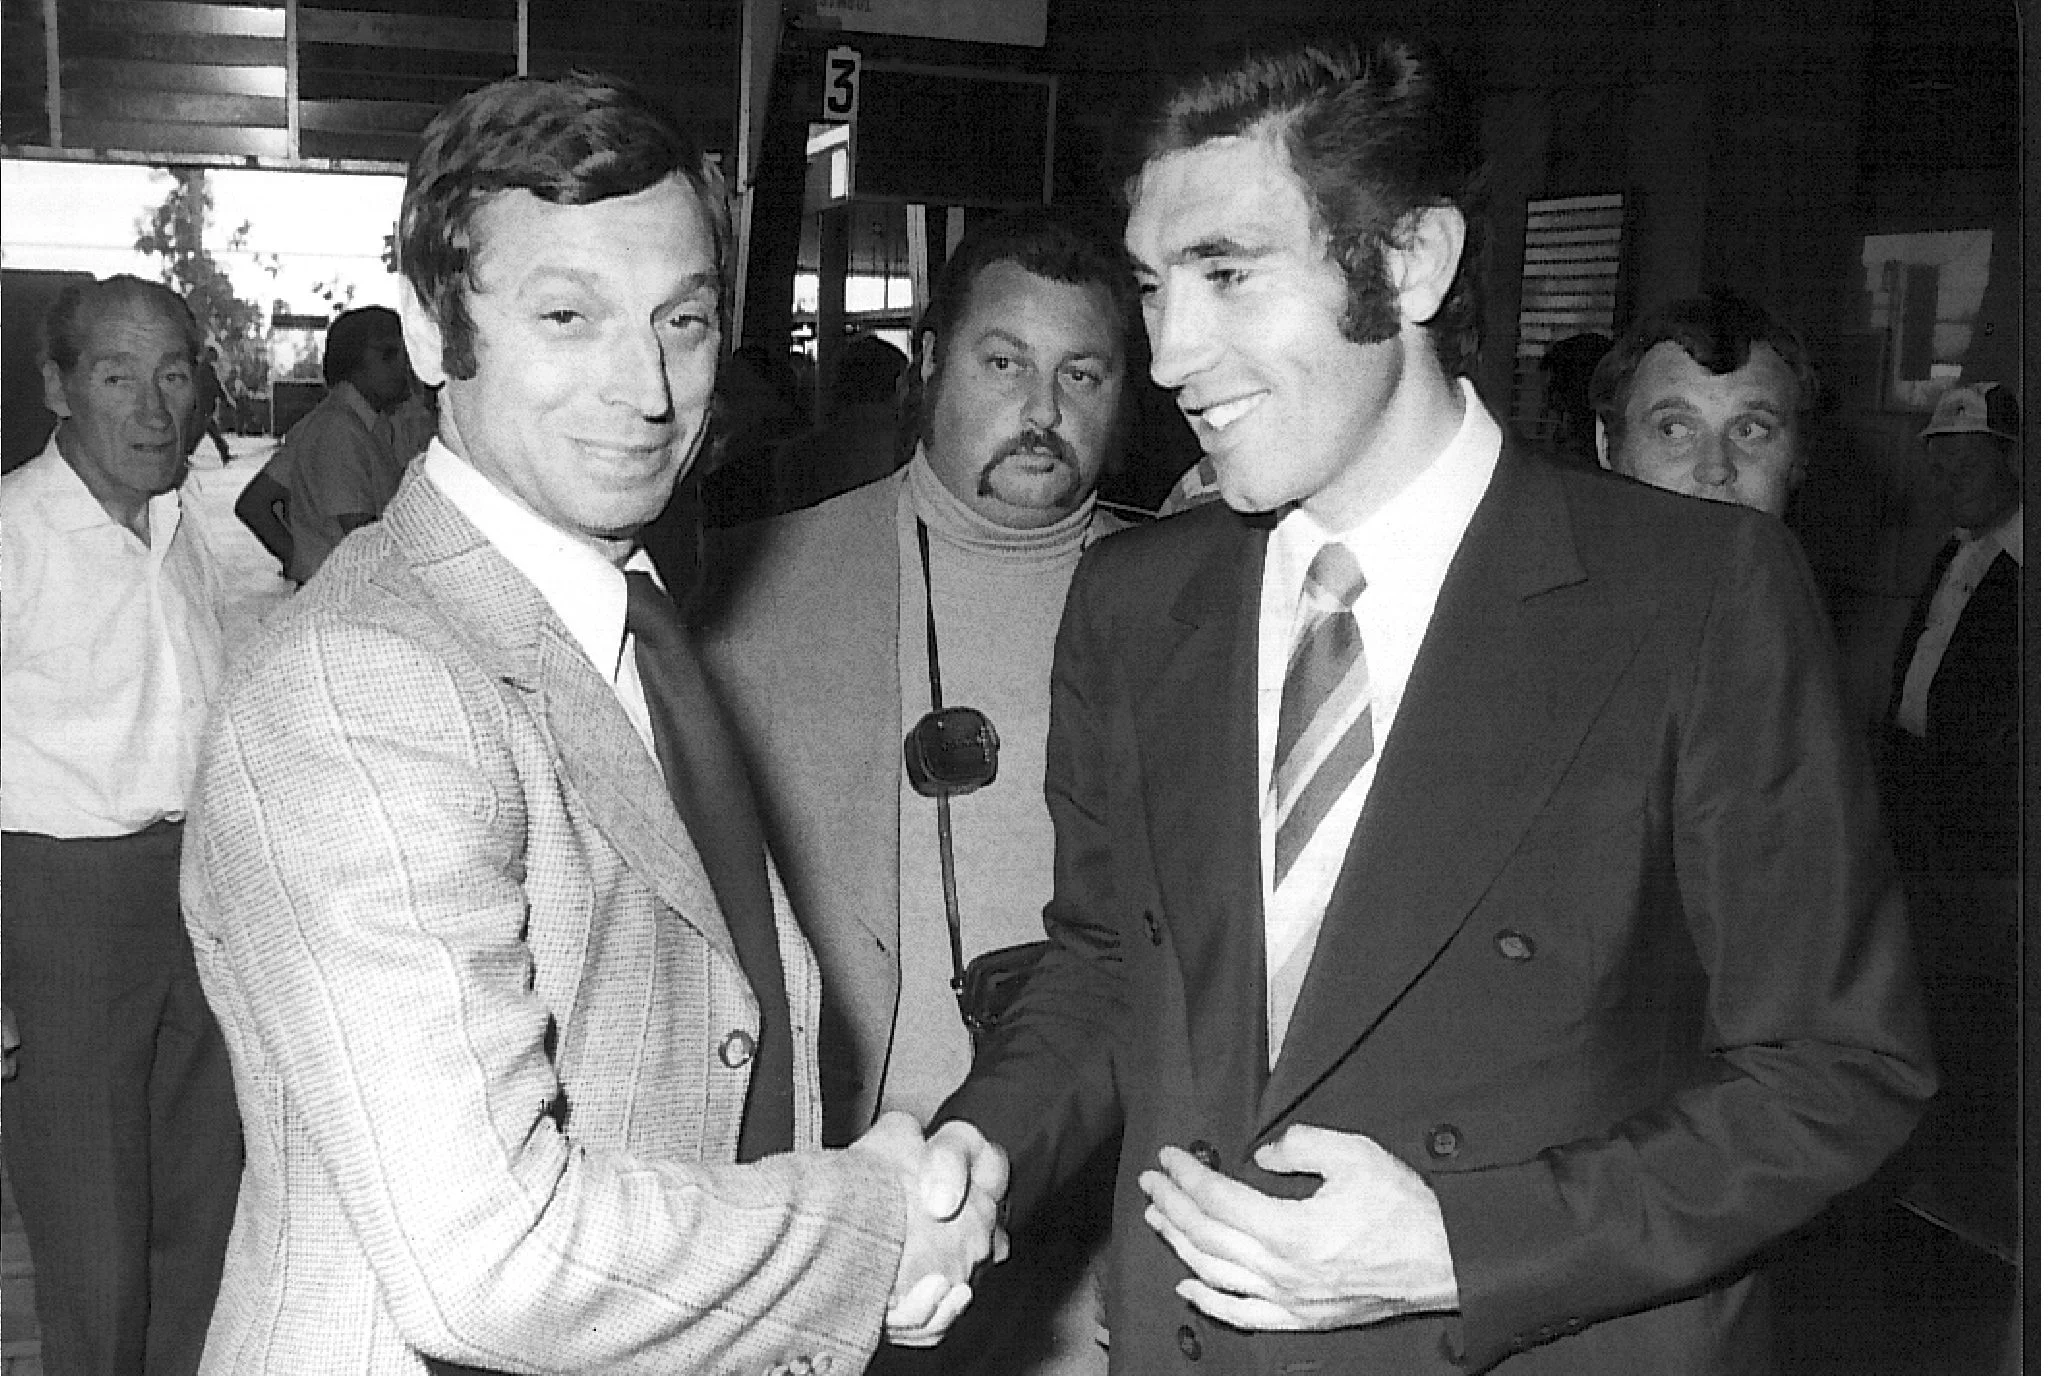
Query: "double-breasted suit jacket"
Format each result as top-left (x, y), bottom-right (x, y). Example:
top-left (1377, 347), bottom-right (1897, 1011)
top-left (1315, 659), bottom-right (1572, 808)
top-left (942, 447), bottom-right (1936, 1374)
top-left (182, 470), bottom-right (903, 1374)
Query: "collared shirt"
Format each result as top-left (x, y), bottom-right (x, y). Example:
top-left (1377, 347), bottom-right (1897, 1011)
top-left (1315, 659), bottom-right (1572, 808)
top-left (1, 437), bottom-right (227, 837)
top-left (1894, 505), bottom-right (2024, 738)
top-left (284, 380), bottom-right (405, 585)
top-left (422, 441), bottom-right (660, 764)
top-left (1257, 378), bottom-right (1501, 1059)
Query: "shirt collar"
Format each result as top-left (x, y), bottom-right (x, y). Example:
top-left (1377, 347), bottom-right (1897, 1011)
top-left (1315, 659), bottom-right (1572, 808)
top-left (31, 433), bottom-right (185, 542)
top-left (905, 443), bottom-right (1098, 558)
top-left (422, 440), bottom-right (633, 681)
top-left (332, 379), bottom-right (382, 432)
top-left (1963, 506), bottom-right (2025, 566)
top-left (1273, 376), bottom-right (1501, 592)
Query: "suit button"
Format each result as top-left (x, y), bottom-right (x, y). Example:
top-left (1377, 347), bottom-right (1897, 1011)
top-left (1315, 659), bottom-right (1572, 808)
top-left (1425, 1124), bottom-right (1462, 1160)
top-left (1494, 929), bottom-right (1535, 961)
top-left (1187, 1139), bottom-right (1221, 1170)
top-left (719, 1029), bottom-right (756, 1068)
top-left (1144, 910), bottom-right (1163, 945)
top-left (1177, 1323), bottom-right (1203, 1359)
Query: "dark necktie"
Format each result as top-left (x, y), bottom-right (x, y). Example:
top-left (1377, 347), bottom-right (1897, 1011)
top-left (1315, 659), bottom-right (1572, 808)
top-left (623, 570), bottom-right (793, 1162)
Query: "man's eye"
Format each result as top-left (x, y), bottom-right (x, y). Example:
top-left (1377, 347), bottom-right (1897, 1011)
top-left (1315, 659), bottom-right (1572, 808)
top-left (1204, 265), bottom-right (1249, 289)
top-left (540, 309), bottom-right (583, 326)
top-left (664, 312), bottom-right (712, 336)
top-left (1656, 418), bottom-right (1693, 441)
top-left (1734, 418), bottom-right (1775, 443)
top-left (1063, 367), bottom-right (1103, 389)
top-left (988, 355), bottom-right (1020, 373)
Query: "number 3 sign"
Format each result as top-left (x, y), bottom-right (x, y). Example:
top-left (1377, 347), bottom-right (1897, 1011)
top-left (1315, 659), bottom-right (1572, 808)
top-left (823, 46), bottom-right (861, 123)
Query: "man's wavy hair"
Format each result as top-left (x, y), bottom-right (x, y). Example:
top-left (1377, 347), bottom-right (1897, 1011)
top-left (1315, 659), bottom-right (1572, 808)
top-left (1136, 38), bottom-right (1488, 375)
top-left (398, 71), bottom-right (731, 381)
top-left (906, 210), bottom-right (1140, 460)
top-left (43, 275), bottom-right (204, 375)
top-left (1588, 291), bottom-right (1818, 446)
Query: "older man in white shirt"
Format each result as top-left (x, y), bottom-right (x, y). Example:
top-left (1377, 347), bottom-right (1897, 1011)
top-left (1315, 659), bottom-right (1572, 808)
top-left (2, 274), bottom-right (242, 1375)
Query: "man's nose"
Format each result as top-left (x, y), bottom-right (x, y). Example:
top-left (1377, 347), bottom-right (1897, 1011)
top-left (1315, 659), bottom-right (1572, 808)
top-left (1692, 433), bottom-right (1738, 487)
top-left (1146, 283), bottom-right (1216, 392)
top-left (603, 326), bottom-right (674, 417)
top-left (139, 378), bottom-right (179, 431)
top-left (1021, 370), bottom-right (1062, 430)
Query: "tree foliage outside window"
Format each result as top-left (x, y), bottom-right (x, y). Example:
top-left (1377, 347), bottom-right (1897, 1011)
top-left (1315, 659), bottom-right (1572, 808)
top-left (134, 168), bottom-right (281, 431)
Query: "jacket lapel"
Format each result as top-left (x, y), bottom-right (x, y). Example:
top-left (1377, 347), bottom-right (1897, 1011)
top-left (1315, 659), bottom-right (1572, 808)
top-left (380, 473), bottom-right (738, 972)
top-left (1257, 454), bottom-right (1654, 1131)
top-left (1135, 511), bottom-right (1272, 1154)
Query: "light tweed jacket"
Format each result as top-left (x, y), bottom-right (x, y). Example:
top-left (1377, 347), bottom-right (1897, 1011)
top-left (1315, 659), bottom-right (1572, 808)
top-left (182, 469), bottom-right (903, 1375)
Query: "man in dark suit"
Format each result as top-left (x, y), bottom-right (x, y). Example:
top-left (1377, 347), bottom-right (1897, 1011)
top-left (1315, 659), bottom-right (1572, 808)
top-left (933, 37), bottom-right (1935, 1373)
top-left (1878, 380), bottom-right (2027, 1265)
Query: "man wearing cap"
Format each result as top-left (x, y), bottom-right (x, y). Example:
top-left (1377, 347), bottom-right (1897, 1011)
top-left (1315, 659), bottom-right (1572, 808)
top-left (1886, 380), bottom-right (2026, 853)
top-left (1878, 378), bottom-right (2027, 1269)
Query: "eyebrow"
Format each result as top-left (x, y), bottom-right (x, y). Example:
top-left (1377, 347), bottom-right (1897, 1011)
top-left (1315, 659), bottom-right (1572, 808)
top-left (517, 267), bottom-right (721, 300)
top-left (1173, 234), bottom-right (1272, 265)
top-left (1641, 392), bottom-right (1789, 417)
top-left (972, 327), bottom-right (1115, 365)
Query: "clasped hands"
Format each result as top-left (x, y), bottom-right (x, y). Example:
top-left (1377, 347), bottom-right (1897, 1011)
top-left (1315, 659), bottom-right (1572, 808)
top-left (851, 1112), bottom-right (1010, 1347)
top-left (1138, 1123), bottom-right (1459, 1332)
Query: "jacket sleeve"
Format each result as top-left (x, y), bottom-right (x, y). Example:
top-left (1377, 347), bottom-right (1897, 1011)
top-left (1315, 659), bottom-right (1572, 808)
top-left (184, 608), bottom-right (903, 1374)
top-left (1432, 515), bottom-right (1939, 1369)
top-left (935, 546), bottom-right (1131, 1221)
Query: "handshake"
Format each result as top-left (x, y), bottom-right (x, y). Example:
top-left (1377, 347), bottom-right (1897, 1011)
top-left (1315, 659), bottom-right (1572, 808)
top-left (850, 1111), bottom-right (1011, 1347)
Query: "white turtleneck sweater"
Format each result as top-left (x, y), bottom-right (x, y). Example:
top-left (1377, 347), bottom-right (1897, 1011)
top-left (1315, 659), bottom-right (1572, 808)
top-left (882, 450), bottom-right (1105, 1121)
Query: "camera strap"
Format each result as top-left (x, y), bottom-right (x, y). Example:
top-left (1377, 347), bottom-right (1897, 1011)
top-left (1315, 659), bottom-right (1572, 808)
top-left (915, 519), bottom-right (973, 1008)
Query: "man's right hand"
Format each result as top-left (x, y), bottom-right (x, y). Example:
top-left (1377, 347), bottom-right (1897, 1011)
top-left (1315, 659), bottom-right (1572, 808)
top-left (849, 1112), bottom-right (1009, 1346)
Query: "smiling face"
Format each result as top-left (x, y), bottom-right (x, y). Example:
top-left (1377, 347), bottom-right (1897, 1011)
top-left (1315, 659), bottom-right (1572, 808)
top-left (401, 176), bottom-right (721, 557)
top-left (43, 295), bottom-right (197, 521)
top-left (1605, 340), bottom-right (1804, 516)
top-left (921, 259), bottom-right (1126, 529)
top-left (1125, 133), bottom-right (1459, 530)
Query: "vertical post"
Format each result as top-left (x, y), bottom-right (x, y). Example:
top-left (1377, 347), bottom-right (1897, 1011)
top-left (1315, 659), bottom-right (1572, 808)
top-left (40, 0), bottom-right (60, 147)
top-left (732, 0), bottom-right (782, 344)
top-left (516, 0), bottom-right (529, 75)
top-left (284, 0), bottom-right (300, 159)
top-left (816, 203), bottom-right (849, 426)
top-left (906, 204), bottom-right (930, 320)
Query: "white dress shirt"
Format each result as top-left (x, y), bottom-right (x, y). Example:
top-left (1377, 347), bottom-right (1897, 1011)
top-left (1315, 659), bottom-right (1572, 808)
top-left (1256, 379), bottom-right (1501, 1060)
top-left (1, 438), bottom-right (227, 837)
top-left (422, 441), bottom-right (661, 765)
top-left (1894, 506), bottom-right (2024, 738)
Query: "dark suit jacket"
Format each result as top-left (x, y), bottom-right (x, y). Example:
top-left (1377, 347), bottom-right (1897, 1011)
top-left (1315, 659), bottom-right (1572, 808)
top-left (941, 447), bottom-right (1936, 1374)
top-left (1881, 535), bottom-right (2026, 878)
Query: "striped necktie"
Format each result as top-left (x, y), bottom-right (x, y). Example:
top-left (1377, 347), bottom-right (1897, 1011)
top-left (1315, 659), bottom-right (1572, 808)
top-left (1272, 542), bottom-right (1372, 886)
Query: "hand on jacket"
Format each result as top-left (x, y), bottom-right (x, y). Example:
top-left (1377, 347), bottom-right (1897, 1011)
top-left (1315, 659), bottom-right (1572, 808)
top-left (1139, 1124), bottom-right (1458, 1331)
top-left (851, 1113), bottom-right (1009, 1346)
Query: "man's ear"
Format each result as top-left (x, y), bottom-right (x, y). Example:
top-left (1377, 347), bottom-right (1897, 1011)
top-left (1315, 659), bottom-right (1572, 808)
top-left (398, 282), bottom-right (449, 389)
top-left (1594, 416), bottom-right (1614, 472)
top-left (918, 329), bottom-right (939, 387)
top-left (41, 360), bottom-right (74, 421)
top-left (1388, 205), bottom-right (1466, 328)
